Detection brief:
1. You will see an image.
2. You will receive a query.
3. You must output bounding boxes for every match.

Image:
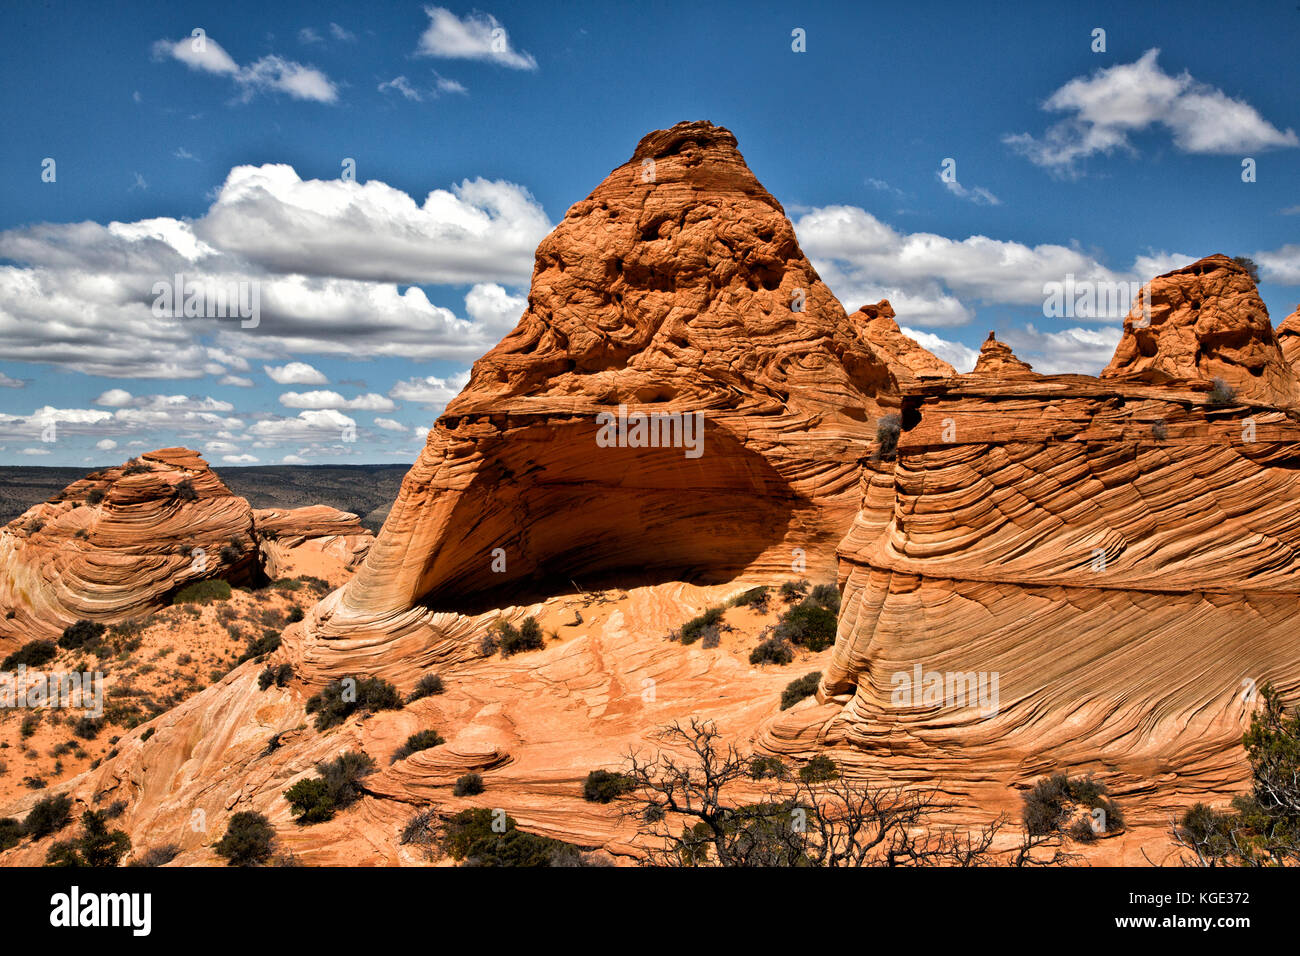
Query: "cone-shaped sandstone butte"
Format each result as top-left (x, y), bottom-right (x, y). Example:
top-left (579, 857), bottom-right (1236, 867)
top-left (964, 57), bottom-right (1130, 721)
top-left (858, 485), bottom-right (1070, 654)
top-left (971, 331), bottom-right (1035, 377)
top-left (306, 121), bottom-right (900, 675)
top-left (0, 449), bottom-right (370, 647)
top-left (1103, 254), bottom-right (1300, 406)
top-left (848, 300), bottom-right (955, 383)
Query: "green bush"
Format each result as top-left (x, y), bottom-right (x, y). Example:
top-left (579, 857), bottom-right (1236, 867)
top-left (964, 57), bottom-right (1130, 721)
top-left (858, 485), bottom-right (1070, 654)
top-left (798, 755), bottom-right (838, 784)
top-left (59, 620), bottom-right (106, 651)
top-left (173, 479), bottom-right (199, 501)
top-left (749, 755), bottom-right (789, 781)
top-left (453, 773), bottom-right (485, 797)
top-left (779, 580), bottom-right (808, 604)
top-left (1022, 772), bottom-right (1124, 837)
top-left (3, 640), bottom-right (58, 671)
top-left (773, 602), bottom-right (838, 652)
top-left (780, 672), bottom-right (822, 710)
top-left (24, 793), bottom-right (73, 838)
top-left (678, 606), bottom-right (724, 646)
top-left (257, 663), bottom-right (293, 691)
top-left (807, 584), bottom-right (840, 614)
top-left (391, 730), bottom-right (445, 763)
top-left (73, 716), bottom-right (102, 739)
top-left (285, 752), bottom-right (376, 825)
top-left (749, 637), bottom-right (793, 666)
top-left (443, 808), bottom-right (581, 867)
top-left (1209, 377), bottom-right (1236, 406)
top-left (305, 675), bottom-right (402, 731)
top-left (43, 810), bottom-right (130, 867)
top-left (130, 844), bottom-right (180, 867)
top-left (728, 586), bottom-right (770, 611)
top-left (214, 811), bottom-right (275, 866)
top-left (173, 579), bottom-right (232, 605)
top-left (407, 673), bottom-right (445, 702)
top-left (85, 487), bottom-right (106, 506)
top-left (0, 817), bottom-right (24, 851)
top-left (875, 413), bottom-right (902, 460)
top-left (494, 617), bottom-right (545, 657)
top-left (582, 769), bottom-right (635, 804)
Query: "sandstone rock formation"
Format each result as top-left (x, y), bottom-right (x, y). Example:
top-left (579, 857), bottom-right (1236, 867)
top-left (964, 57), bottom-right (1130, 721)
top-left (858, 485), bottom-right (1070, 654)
top-left (305, 120), bottom-right (898, 685)
top-left (761, 270), bottom-right (1300, 846)
top-left (1276, 304), bottom-right (1300, 372)
top-left (849, 300), bottom-right (955, 383)
top-left (254, 506), bottom-right (372, 584)
top-left (1103, 254), bottom-right (1299, 406)
top-left (0, 451), bottom-right (371, 647)
top-left (971, 332), bottom-right (1035, 377)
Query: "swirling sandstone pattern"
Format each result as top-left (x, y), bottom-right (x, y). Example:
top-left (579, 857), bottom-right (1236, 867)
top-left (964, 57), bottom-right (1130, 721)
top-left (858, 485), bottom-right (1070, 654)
top-left (305, 121), bottom-right (896, 681)
top-left (0, 450), bottom-right (371, 647)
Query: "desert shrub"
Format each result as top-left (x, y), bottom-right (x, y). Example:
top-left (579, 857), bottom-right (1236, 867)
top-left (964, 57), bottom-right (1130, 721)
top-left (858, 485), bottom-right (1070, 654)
top-left (305, 676), bottom-right (402, 731)
top-left (773, 602), bottom-right (838, 653)
top-left (44, 810), bottom-right (130, 867)
top-left (257, 663), bottom-right (294, 691)
top-left (582, 769), bottom-right (636, 804)
top-left (219, 545), bottom-right (240, 564)
top-left (285, 751), bottom-right (376, 824)
top-left (1022, 772), bottom-right (1123, 837)
top-left (749, 637), bottom-right (793, 666)
top-left (729, 586), bottom-right (770, 612)
top-left (798, 755), bottom-right (839, 784)
top-left (391, 729), bottom-right (445, 764)
top-left (121, 459), bottom-right (151, 476)
top-left (73, 716), bottom-right (102, 740)
top-left (19, 714), bottom-right (40, 738)
top-left (131, 844), bottom-right (180, 867)
top-left (875, 412), bottom-right (902, 460)
top-left (24, 793), bottom-right (73, 838)
top-left (407, 673), bottom-right (445, 702)
top-left (1232, 255), bottom-right (1261, 284)
top-left (237, 631), bottom-right (282, 664)
top-left (678, 606), bottom-right (724, 646)
top-left (0, 817), bottom-right (24, 851)
top-left (1209, 377), bottom-right (1236, 405)
top-left (214, 811), bottom-right (275, 866)
top-left (173, 579), bottom-right (231, 605)
top-left (780, 672), bottom-right (822, 710)
top-left (59, 620), bottom-right (106, 651)
top-left (453, 773), bottom-right (485, 797)
top-left (494, 616), bottom-right (545, 657)
top-left (479, 633), bottom-right (499, 656)
top-left (85, 487), bottom-right (106, 506)
top-left (286, 606), bottom-right (304, 624)
top-left (807, 583), bottom-right (841, 614)
top-left (442, 808), bottom-right (580, 867)
top-left (749, 755), bottom-right (789, 781)
top-left (173, 479), bottom-right (198, 502)
top-left (3, 640), bottom-right (58, 671)
top-left (1151, 419), bottom-right (1168, 440)
top-left (779, 580), bottom-right (808, 604)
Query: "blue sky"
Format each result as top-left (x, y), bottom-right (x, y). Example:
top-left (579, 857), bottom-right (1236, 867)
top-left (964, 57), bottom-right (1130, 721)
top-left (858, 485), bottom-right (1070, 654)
top-left (1, 0), bottom-right (1297, 466)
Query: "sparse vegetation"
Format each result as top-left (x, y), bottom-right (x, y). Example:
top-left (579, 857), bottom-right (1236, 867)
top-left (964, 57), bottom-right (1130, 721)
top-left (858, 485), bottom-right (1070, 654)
top-left (491, 616), bottom-right (545, 657)
top-left (1209, 377), bottom-right (1237, 406)
top-left (130, 844), bottom-right (180, 867)
top-left (58, 619), bottom-right (105, 651)
top-left (582, 769), bottom-right (635, 804)
top-left (875, 412), bottom-right (903, 460)
top-left (1232, 255), bottom-right (1261, 284)
top-left (2, 640), bottom-right (58, 671)
top-left (85, 487), bottom-right (106, 506)
top-left (779, 580), bottom-right (809, 604)
top-left (798, 754), bottom-right (839, 783)
top-left (43, 810), bottom-right (131, 867)
top-left (773, 601), bottom-right (838, 652)
top-left (1021, 772), bottom-right (1123, 841)
top-left (407, 672), bottom-right (445, 702)
top-left (173, 479), bottom-right (198, 501)
top-left (24, 793), bottom-right (73, 839)
top-left (453, 773), bottom-right (485, 797)
top-left (391, 729), bottom-right (445, 763)
top-left (441, 808), bottom-right (584, 867)
top-left (728, 586), bottom-right (769, 612)
top-left (173, 579), bottom-right (232, 605)
top-left (284, 751), bottom-right (377, 825)
top-left (214, 811), bottom-right (275, 866)
top-left (780, 672), bottom-right (822, 710)
top-left (676, 606), bottom-right (724, 646)
top-left (749, 636), bottom-right (793, 666)
top-left (257, 663), bottom-right (293, 690)
top-left (305, 675), bottom-right (402, 731)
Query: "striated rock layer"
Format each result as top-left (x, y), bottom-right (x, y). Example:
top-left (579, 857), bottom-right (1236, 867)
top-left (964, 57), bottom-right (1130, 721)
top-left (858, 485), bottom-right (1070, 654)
top-left (0, 451), bottom-right (371, 647)
top-left (305, 121), bottom-right (897, 683)
top-left (848, 300), bottom-right (955, 383)
top-left (1103, 254), bottom-right (1300, 406)
top-left (763, 361), bottom-right (1300, 831)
